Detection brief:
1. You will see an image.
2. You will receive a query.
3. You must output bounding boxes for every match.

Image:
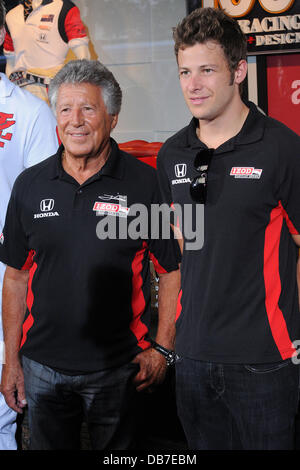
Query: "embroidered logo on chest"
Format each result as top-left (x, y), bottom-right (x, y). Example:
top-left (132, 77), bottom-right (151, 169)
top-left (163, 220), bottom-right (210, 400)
top-left (172, 163), bottom-right (191, 185)
top-left (93, 202), bottom-right (130, 218)
top-left (39, 14), bottom-right (54, 30)
top-left (230, 167), bottom-right (263, 179)
top-left (34, 199), bottom-right (59, 219)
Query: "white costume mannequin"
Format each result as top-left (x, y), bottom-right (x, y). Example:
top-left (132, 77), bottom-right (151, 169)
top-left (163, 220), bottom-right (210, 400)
top-left (4, 0), bottom-right (90, 102)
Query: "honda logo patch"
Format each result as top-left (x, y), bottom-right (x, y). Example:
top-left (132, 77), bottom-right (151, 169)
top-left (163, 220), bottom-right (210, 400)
top-left (34, 199), bottom-right (59, 219)
top-left (172, 163), bottom-right (191, 186)
top-left (40, 199), bottom-right (54, 212)
top-left (175, 164), bottom-right (187, 178)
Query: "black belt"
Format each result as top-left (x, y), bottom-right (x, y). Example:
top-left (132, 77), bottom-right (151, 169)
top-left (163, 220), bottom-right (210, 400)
top-left (9, 71), bottom-right (51, 87)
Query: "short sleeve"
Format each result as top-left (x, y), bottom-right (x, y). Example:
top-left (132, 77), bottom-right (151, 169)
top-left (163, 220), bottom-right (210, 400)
top-left (145, 175), bottom-right (181, 273)
top-left (156, 147), bottom-right (173, 207)
top-left (64, 5), bottom-right (87, 41)
top-left (0, 180), bottom-right (31, 270)
top-left (278, 129), bottom-right (300, 235)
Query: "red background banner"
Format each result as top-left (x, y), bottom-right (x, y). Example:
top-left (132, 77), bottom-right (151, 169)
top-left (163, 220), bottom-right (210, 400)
top-left (267, 53), bottom-right (300, 135)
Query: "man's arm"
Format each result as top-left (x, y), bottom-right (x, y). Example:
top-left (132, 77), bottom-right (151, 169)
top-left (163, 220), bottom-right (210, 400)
top-left (1, 266), bottom-right (29, 413)
top-left (132, 268), bottom-right (180, 392)
top-left (64, 3), bottom-right (90, 59)
top-left (293, 235), bottom-right (300, 247)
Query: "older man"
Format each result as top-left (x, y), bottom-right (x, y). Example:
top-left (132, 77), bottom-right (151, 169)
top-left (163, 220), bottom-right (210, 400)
top-left (0, 59), bottom-right (180, 450)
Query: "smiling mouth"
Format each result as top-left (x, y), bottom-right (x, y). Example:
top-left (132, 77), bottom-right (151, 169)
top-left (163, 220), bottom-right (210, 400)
top-left (70, 132), bottom-right (89, 137)
top-left (190, 96), bottom-right (209, 104)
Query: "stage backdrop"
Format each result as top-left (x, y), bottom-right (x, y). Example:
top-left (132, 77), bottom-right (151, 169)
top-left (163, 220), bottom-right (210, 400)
top-left (187, 0), bottom-right (300, 55)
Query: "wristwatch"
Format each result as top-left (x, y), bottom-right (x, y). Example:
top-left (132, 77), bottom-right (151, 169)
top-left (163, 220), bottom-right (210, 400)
top-left (151, 340), bottom-right (180, 367)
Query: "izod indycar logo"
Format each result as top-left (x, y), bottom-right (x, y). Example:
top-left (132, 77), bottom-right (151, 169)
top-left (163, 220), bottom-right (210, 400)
top-left (230, 167), bottom-right (263, 179)
top-left (0, 232), bottom-right (4, 245)
top-left (93, 202), bottom-right (130, 218)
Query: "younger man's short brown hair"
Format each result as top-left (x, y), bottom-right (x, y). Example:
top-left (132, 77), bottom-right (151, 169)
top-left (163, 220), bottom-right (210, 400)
top-left (173, 7), bottom-right (247, 76)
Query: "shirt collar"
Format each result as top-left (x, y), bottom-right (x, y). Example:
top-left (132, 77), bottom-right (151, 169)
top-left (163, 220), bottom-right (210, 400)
top-left (182, 101), bottom-right (266, 153)
top-left (0, 73), bottom-right (14, 99)
top-left (234, 101), bottom-right (265, 146)
top-left (21, 0), bottom-right (53, 6)
top-left (41, 0), bottom-right (53, 6)
top-left (50, 138), bottom-right (125, 181)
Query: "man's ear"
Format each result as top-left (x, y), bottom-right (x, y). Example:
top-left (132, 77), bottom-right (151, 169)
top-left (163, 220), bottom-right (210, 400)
top-left (110, 114), bottom-right (118, 131)
top-left (0, 26), bottom-right (5, 48)
top-left (235, 59), bottom-right (248, 85)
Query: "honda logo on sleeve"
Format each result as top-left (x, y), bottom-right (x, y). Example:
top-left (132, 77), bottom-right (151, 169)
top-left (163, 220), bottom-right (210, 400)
top-left (40, 199), bottom-right (54, 212)
top-left (175, 164), bottom-right (187, 178)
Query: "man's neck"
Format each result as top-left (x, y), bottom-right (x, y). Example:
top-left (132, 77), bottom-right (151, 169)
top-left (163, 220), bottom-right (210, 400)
top-left (62, 145), bottom-right (111, 186)
top-left (196, 97), bottom-right (250, 149)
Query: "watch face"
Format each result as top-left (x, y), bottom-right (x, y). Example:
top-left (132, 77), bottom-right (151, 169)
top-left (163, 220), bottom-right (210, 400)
top-left (166, 351), bottom-right (179, 366)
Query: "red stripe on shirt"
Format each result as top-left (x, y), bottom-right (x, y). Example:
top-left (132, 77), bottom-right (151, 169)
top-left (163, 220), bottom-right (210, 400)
top-left (175, 289), bottom-right (182, 321)
top-left (21, 249), bottom-right (34, 271)
top-left (263, 202), bottom-right (296, 359)
top-left (130, 241), bottom-right (150, 350)
top-left (280, 202), bottom-right (299, 235)
top-left (149, 250), bottom-right (167, 275)
top-left (20, 255), bottom-right (37, 349)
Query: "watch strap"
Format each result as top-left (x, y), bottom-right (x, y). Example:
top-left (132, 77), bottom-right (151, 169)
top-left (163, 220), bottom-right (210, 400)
top-left (151, 340), bottom-right (179, 366)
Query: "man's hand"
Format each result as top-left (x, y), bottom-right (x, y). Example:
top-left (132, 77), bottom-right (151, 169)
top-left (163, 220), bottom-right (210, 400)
top-left (131, 348), bottom-right (167, 393)
top-left (1, 362), bottom-right (27, 413)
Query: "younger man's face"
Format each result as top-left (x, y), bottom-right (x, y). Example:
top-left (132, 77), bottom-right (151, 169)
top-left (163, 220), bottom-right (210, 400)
top-left (178, 40), bottom-right (239, 123)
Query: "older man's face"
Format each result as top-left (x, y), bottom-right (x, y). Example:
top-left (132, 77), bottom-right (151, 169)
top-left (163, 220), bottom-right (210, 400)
top-left (56, 82), bottom-right (118, 160)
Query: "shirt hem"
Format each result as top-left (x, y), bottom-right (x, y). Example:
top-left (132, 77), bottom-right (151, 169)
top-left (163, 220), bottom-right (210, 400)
top-left (175, 349), bottom-right (295, 364)
top-left (20, 351), bottom-right (138, 375)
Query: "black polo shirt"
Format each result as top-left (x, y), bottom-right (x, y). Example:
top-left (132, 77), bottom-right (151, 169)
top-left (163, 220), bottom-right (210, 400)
top-left (157, 102), bottom-right (300, 364)
top-left (0, 139), bottom-right (180, 373)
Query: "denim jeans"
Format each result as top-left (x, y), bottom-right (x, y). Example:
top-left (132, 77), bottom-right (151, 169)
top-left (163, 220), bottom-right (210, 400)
top-left (22, 356), bottom-right (139, 450)
top-left (176, 357), bottom-right (300, 450)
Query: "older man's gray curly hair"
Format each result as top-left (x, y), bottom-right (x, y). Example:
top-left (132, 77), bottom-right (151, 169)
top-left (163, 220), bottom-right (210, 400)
top-left (48, 59), bottom-right (122, 116)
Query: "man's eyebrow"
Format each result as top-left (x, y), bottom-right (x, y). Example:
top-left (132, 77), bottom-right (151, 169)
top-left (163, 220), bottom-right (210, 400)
top-left (178, 63), bottom-right (218, 69)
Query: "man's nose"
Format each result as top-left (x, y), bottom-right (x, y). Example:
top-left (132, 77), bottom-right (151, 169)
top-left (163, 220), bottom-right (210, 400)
top-left (188, 73), bottom-right (204, 91)
top-left (70, 108), bottom-right (84, 126)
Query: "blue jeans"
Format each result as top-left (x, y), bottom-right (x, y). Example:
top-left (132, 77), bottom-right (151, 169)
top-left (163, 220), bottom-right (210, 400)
top-left (176, 357), bottom-right (299, 450)
top-left (22, 356), bottom-right (139, 450)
